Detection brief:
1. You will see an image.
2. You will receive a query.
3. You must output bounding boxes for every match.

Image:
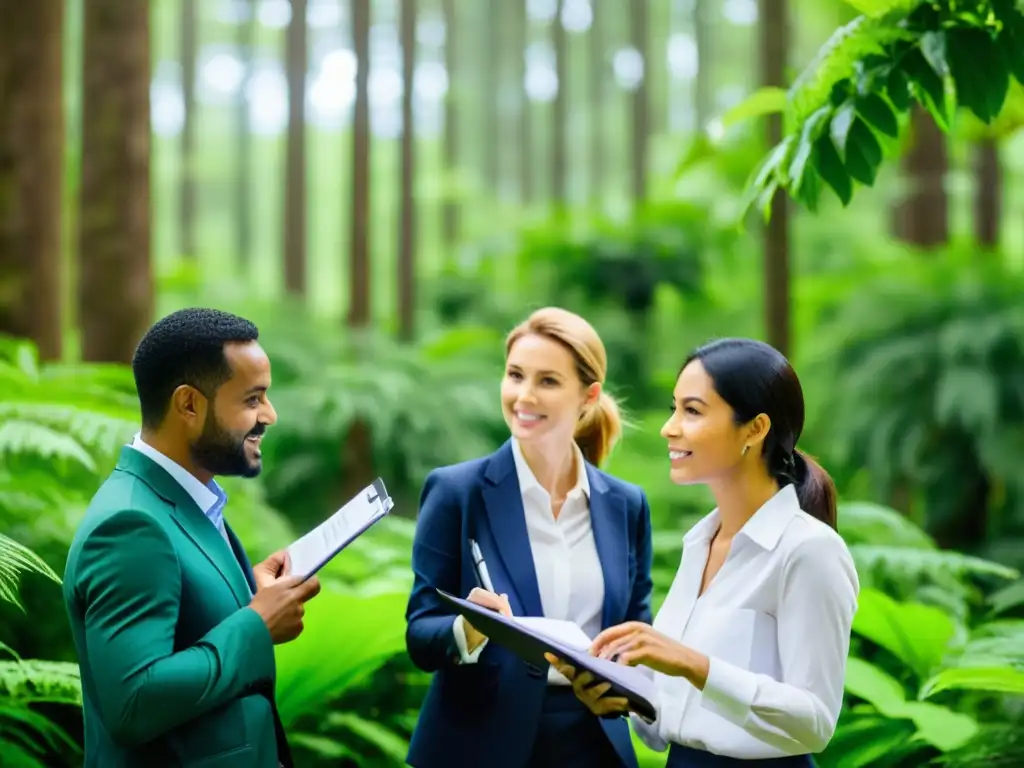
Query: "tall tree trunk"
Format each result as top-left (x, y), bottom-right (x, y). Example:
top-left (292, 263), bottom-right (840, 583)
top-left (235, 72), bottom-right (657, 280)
top-left (348, 0), bottom-right (370, 327)
top-left (398, 0), bottom-right (416, 340)
top-left (283, 0), bottom-right (307, 296)
top-left (482, 0), bottom-right (499, 192)
top-left (760, 0), bottom-right (790, 356)
top-left (78, 0), bottom-right (153, 363)
top-left (693, 0), bottom-right (713, 129)
top-left (0, 1), bottom-right (64, 360)
top-left (589, 0), bottom-right (604, 203)
top-left (235, 0), bottom-right (255, 269)
top-left (629, 1), bottom-right (650, 202)
top-left (892, 107), bottom-right (948, 247)
top-left (973, 138), bottom-right (1000, 249)
top-left (179, 0), bottom-right (197, 260)
top-left (342, 0), bottom-right (375, 503)
top-left (551, 1), bottom-right (568, 204)
top-left (515, 0), bottom-right (533, 204)
top-left (440, 0), bottom-right (459, 247)
top-left (552, 1), bottom-right (569, 204)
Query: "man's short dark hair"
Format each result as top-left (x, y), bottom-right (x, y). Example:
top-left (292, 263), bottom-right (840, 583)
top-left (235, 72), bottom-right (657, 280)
top-left (131, 308), bottom-right (259, 428)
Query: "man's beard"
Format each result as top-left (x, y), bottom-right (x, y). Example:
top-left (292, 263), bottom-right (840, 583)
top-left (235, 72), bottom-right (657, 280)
top-left (190, 411), bottom-right (264, 479)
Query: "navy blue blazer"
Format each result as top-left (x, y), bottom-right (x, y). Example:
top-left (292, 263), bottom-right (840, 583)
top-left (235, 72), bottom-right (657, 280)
top-left (404, 440), bottom-right (654, 768)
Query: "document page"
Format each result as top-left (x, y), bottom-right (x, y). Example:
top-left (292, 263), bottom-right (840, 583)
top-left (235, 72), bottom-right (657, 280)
top-left (286, 478), bottom-right (394, 579)
top-left (513, 617), bottom-right (592, 651)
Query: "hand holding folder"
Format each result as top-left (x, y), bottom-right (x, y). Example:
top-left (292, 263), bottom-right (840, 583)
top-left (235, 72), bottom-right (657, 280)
top-left (436, 589), bottom-right (657, 721)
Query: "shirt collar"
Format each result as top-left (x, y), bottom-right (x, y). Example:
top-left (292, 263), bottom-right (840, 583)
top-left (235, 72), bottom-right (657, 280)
top-left (129, 433), bottom-right (225, 515)
top-left (683, 483), bottom-right (800, 551)
top-left (510, 437), bottom-right (590, 501)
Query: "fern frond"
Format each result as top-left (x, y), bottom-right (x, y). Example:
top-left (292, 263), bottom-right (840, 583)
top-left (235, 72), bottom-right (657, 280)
top-left (0, 535), bottom-right (61, 610)
top-left (0, 403), bottom-right (136, 459)
top-left (851, 545), bottom-right (1019, 583)
top-left (839, 501), bottom-right (937, 548)
top-left (0, 703), bottom-right (80, 763)
top-left (0, 661), bottom-right (81, 706)
top-left (947, 620), bottom-right (1024, 671)
top-left (0, 421), bottom-right (96, 473)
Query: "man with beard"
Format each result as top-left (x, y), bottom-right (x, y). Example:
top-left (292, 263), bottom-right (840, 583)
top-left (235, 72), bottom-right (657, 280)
top-left (62, 308), bottom-right (320, 768)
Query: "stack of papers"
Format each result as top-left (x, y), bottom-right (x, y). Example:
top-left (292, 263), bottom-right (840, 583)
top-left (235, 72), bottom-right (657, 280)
top-left (436, 589), bottom-right (657, 720)
top-left (286, 478), bottom-right (394, 580)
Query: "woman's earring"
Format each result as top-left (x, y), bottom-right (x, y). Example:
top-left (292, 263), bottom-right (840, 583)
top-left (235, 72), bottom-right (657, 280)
top-left (742, 445), bottom-right (749, 456)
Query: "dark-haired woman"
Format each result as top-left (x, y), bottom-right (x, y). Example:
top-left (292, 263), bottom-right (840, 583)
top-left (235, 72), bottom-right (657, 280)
top-left (547, 337), bottom-right (858, 767)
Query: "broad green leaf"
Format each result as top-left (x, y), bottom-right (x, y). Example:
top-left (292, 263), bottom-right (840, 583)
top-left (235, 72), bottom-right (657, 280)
top-left (739, 135), bottom-right (794, 218)
top-left (795, 164), bottom-right (822, 212)
top-left (886, 66), bottom-right (911, 111)
top-left (996, 11), bottom-right (1024, 85)
top-left (787, 16), bottom-right (912, 125)
top-left (920, 31), bottom-right (948, 77)
top-left (274, 588), bottom-right (409, 726)
top-left (858, 93), bottom-right (899, 136)
top-left (897, 701), bottom-right (978, 752)
top-left (718, 86), bottom-right (788, 129)
top-left (787, 106), bottom-right (832, 185)
top-left (903, 47), bottom-right (948, 127)
top-left (852, 588), bottom-right (956, 679)
top-left (813, 130), bottom-right (853, 205)
top-left (842, 659), bottom-right (979, 753)
top-left (825, 716), bottom-right (917, 768)
top-left (844, 118), bottom-right (883, 185)
top-left (830, 102), bottom-right (858, 158)
top-left (920, 666), bottom-right (1024, 698)
top-left (947, 27), bottom-right (1010, 124)
top-left (844, 657), bottom-right (907, 713)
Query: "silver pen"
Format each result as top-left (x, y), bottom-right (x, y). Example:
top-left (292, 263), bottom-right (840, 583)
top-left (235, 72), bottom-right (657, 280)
top-left (468, 538), bottom-right (495, 592)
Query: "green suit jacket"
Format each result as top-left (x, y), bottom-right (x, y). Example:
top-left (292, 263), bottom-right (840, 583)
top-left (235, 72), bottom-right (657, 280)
top-left (63, 447), bottom-right (291, 767)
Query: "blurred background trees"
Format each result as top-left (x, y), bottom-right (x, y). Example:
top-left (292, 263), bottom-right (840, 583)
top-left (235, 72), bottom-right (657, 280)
top-left (2, 0), bottom-right (1024, 766)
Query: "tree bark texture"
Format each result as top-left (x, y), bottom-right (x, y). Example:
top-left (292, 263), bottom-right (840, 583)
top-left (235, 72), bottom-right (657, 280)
top-left (78, 0), bottom-right (153, 363)
top-left (0, 1), bottom-right (64, 360)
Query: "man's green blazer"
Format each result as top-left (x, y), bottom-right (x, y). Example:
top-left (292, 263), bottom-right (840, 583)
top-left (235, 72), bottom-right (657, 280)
top-left (63, 447), bottom-right (292, 767)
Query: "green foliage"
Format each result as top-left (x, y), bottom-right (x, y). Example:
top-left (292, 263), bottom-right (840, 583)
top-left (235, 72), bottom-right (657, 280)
top-left (821, 573), bottom-right (1024, 767)
top-left (731, 0), bottom-right (1024, 212)
top-left (0, 581), bottom-right (82, 767)
top-left (252, 320), bottom-right (509, 529)
top-left (430, 202), bottom-right (726, 408)
top-left (275, 588), bottom-right (420, 766)
top-left (804, 258), bottom-right (1024, 559)
top-left (0, 536), bottom-right (60, 612)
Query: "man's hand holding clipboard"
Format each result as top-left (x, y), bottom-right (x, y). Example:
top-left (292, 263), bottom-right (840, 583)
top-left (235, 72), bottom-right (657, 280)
top-left (285, 478), bottom-right (395, 581)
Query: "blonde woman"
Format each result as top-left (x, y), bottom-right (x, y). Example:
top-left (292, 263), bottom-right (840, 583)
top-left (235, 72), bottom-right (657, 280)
top-left (404, 308), bottom-right (654, 768)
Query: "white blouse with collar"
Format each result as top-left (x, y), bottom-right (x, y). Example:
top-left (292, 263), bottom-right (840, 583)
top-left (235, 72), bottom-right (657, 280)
top-left (632, 484), bottom-right (859, 759)
top-left (452, 438), bottom-right (606, 685)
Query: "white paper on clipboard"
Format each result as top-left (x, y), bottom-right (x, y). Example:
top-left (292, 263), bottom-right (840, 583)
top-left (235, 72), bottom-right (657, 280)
top-left (285, 477), bottom-right (394, 579)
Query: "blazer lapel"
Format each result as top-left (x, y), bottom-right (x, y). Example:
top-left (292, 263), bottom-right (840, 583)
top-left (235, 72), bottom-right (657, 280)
top-left (481, 442), bottom-right (545, 617)
top-left (585, 464), bottom-right (629, 629)
top-left (225, 524), bottom-right (257, 597)
top-left (114, 448), bottom-right (252, 607)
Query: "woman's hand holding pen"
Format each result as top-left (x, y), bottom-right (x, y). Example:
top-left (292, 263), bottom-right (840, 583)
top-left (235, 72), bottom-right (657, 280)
top-left (463, 587), bottom-right (513, 653)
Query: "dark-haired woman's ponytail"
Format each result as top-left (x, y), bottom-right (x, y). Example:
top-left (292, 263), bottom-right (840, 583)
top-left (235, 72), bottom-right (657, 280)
top-left (791, 450), bottom-right (838, 530)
